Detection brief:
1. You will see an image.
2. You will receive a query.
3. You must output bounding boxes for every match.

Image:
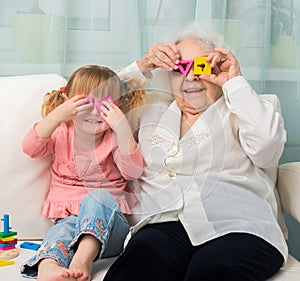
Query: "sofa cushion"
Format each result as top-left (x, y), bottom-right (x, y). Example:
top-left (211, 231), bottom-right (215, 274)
top-left (0, 74), bottom-right (66, 239)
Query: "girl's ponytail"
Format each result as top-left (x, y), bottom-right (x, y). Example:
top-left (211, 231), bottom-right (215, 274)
top-left (118, 77), bottom-right (147, 134)
top-left (41, 87), bottom-right (67, 118)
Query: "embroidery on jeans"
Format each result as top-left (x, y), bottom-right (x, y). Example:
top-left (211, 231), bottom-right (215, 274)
top-left (57, 241), bottom-right (69, 257)
top-left (81, 218), bottom-right (91, 230)
top-left (96, 219), bottom-right (107, 234)
top-left (81, 218), bottom-right (107, 236)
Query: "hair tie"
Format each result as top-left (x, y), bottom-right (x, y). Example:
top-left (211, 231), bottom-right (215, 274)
top-left (60, 87), bottom-right (67, 93)
top-left (59, 86), bottom-right (68, 100)
top-left (120, 80), bottom-right (127, 96)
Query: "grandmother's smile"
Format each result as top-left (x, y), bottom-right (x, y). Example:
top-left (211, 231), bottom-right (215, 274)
top-left (183, 87), bottom-right (205, 94)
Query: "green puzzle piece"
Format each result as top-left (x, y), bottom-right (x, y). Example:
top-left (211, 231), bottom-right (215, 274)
top-left (0, 231), bottom-right (17, 238)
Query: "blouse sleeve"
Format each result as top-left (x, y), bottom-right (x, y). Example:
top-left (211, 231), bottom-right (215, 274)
top-left (222, 76), bottom-right (286, 169)
top-left (112, 145), bottom-right (144, 180)
top-left (22, 125), bottom-right (55, 158)
top-left (116, 61), bottom-right (152, 82)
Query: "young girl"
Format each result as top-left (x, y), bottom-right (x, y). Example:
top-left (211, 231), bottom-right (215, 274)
top-left (20, 65), bottom-right (146, 281)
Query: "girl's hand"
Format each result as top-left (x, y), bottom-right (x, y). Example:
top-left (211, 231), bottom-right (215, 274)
top-left (49, 95), bottom-right (89, 124)
top-left (200, 48), bottom-right (242, 87)
top-left (100, 100), bottom-right (136, 154)
top-left (99, 100), bottom-right (131, 133)
top-left (137, 42), bottom-right (180, 73)
top-left (35, 95), bottom-right (90, 139)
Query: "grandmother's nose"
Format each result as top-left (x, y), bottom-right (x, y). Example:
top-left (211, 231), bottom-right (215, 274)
top-left (185, 68), bottom-right (199, 81)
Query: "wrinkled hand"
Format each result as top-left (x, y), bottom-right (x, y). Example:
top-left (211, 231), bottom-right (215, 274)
top-left (200, 48), bottom-right (242, 87)
top-left (49, 95), bottom-right (89, 124)
top-left (137, 43), bottom-right (180, 74)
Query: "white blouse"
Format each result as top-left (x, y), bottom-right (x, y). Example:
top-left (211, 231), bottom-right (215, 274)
top-left (119, 64), bottom-right (288, 263)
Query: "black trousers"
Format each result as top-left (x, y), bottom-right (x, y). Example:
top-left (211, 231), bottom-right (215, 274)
top-left (103, 221), bottom-right (284, 281)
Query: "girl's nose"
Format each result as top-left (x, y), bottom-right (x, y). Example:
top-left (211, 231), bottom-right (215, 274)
top-left (90, 104), bottom-right (99, 114)
top-left (86, 97), bottom-right (99, 114)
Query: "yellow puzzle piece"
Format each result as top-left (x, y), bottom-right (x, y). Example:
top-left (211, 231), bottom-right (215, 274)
top-left (0, 259), bottom-right (15, 267)
top-left (194, 56), bottom-right (211, 75)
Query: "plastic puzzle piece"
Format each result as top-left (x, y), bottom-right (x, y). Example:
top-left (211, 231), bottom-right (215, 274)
top-left (0, 240), bottom-right (17, 247)
top-left (20, 241), bottom-right (41, 251)
top-left (86, 97), bottom-right (94, 104)
top-left (0, 259), bottom-right (15, 267)
top-left (0, 231), bottom-right (17, 239)
top-left (194, 56), bottom-right (211, 75)
top-left (0, 244), bottom-right (16, 250)
top-left (0, 237), bottom-right (17, 243)
top-left (177, 60), bottom-right (194, 76)
top-left (1, 214), bottom-right (10, 234)
top-left (0, 247), bottom-right (19, 260)
top-left (96, 96), bottom-right (113, 113)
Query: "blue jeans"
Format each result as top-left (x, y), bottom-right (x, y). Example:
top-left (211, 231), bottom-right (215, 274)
top-left (20, 189), bottom-right (129, 278)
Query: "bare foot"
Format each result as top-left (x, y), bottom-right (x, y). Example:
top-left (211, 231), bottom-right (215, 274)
top-left (67, 234), bottom-right (102, 281)
top-left (37, 259), bottom-right (86, 281)
top-left (69, 257), bottom-right (91, 281)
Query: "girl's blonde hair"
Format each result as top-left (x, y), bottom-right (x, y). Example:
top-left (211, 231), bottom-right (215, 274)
top-left (42, 65), bottom-right (147, 130)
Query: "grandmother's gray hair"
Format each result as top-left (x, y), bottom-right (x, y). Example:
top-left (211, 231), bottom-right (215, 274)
top-left (168, 23), bottom-right (224, 52)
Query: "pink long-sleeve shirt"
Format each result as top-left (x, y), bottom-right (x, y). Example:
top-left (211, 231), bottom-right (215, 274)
top-left (22, 123), bottom-right (144, 218)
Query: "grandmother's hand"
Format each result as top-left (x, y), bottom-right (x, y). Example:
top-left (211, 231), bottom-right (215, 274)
top-left (136, 43), bottom-right (180, 74)
top-left (200, 48), bottom-right (242, 87)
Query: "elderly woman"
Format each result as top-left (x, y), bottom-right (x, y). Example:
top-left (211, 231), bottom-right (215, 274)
top-left (105, 27), bottom-right (287, 281)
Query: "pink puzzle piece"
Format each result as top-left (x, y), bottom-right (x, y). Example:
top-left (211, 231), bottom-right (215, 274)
top-left (96, 96), bottom-right (113, 113)
top-left (177, 60), bottom-right (194, 76)
top-left (86, 97), bottom-right (94, 104)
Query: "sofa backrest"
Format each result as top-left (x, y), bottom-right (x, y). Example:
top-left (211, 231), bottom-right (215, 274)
top-left (0, 77), bottom-right (287, 240)
top-left (0, 74), bottom-right (66, 239)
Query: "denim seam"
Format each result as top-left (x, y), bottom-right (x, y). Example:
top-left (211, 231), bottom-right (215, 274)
top-left (69, 206), bottom-right (120, 249)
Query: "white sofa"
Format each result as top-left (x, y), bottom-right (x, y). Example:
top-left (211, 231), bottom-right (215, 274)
top-left (0, 74), bottom-right (300, 280)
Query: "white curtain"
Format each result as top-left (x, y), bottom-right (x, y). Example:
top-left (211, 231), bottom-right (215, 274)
top-left (0, 0), bottom-right (141, 74)
top-left (0, 0), bottom-right (299, 163)
top-left (0, 0), bottom-right (300, 260)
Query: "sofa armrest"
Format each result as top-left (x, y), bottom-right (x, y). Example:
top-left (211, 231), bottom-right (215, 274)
top-left (277, 162), bottom-right (300, 223)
